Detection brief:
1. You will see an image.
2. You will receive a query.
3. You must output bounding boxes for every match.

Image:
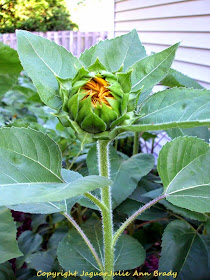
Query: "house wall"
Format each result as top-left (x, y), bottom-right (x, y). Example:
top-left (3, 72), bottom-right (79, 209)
top-left (114, 0), bottom-right (210, 88)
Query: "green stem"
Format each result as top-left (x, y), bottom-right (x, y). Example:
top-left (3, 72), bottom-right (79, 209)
top-left (133, 132), bottom-right (139, 155)
top-left (97, 140), bottom-right (114, 279)
top-left (113, 194), bottom-right (166, 246)
top-left (63, 212), bottom-right (104, 272)
top-left (84, 192), bottom-right (108, 212)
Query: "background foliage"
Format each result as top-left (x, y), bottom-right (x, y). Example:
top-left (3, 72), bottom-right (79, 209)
top-left (0, 0), bottom-right (78, 33)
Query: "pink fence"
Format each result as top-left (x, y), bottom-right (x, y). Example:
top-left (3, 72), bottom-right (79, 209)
top-left (0, 30), bottom-right (108, 56)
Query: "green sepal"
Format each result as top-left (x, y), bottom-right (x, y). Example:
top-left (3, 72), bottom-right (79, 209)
top-left (81, 112), bottom-right (107, 133)
top-left (70, 67), bottom-right (91, 95)
top-left (116, 70), bottom-right (132, 93)
top-left (71, 78), bottom-right (90, 95)
top-left (121, 92), bottom-right (129, 114)
top-left (56, 76), bottom-right (72, 111)
top-left (99, 103), bottom-right (118, 129)
top-left (87, 58), bottom-right (107, 72)
top-left (56, 76), bottom-right (72, 91)
top-left (110, 114), bottom-right (130, 129)
top-left (105, 97), bottom-right (120, 116)
top-left (128, 87), bottom-right (143, 112)
top-left (76, 95), bottom-right (92, 124)
top-left (72, 67), bottom-right (89, 84)
top-left (68, 119), bottom-right (95, 143)
top-left (54, 109), bottom-right (73, 128)
top-left (123, 111), bottom-right (141, 126)
top-left (105, 76), bottom-right (118, 85)
top-left (68, 94), bottom-right (79, 119)
top-left (114, 64), bottom-right (124, 73)
top-left (108, 82), bottom-right (124, 97)
top-left (100, 71), bottom-right (116, 79)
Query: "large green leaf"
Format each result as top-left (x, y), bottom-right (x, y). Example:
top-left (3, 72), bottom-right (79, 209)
top-left (167, 126), bottom-right (209, 143)
top-left (57, 217), bottom-right (145, 274)
top-left (0, 127), bottom-right (62, 184)
top-left (0, 42), bottom-right (23, 97)
top-left (8, 170), bottom-right (82, 214)
top-left (0, 207), bottom-right (23, 263)
top-left (111, 153), bottom-right (154, 208)
top-left (0, 176), bottom-right (111, 207)
top-left (83, 144), bottom-right (154, 209)
top-left (158, 137), bottom-right (210, 213)
top-left (130, 43), bottom-right (179, 92)
top-left (80, 29), bottom-right (146, 72)
top-left (160, 199), bottom-right (208, 222)
top-left (0, 127), bottom-right (111, 207)
top-left (120, 88), bottom-right (210, 132)
top-left (159, 220), bottom-right (208, 280)
top-left (160, 68), bottom-right (204, 89)
top-left (8, 197), bottom-right (80, 214)
top-left (114, 234), bottom-right (145, 271)
top-left (16, 30), bottom-right (81, 109)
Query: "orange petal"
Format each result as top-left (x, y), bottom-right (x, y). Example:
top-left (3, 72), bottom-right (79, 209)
top-left (93, 77), bottom-right (108, 87)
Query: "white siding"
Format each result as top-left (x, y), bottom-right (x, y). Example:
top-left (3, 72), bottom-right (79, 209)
top-left (114, 0), bottom-right (210, 88)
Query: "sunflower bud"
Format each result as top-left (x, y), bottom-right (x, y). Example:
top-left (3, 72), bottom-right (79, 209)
top-left (57, 59), bottom-right (141, 138)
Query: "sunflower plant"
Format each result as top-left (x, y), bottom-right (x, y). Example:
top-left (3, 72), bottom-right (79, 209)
top-left (0, 30), bottom-right (209, 280)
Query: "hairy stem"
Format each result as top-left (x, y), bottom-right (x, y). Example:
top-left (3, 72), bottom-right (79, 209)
top-left (97, 140), bottom-right (114, 279)
top-left (113, 194), bottom-right (166, 246)
top-left (84, 192), bottom-right (108, 212)
top-left (63, 212), bottom-right (104, 272)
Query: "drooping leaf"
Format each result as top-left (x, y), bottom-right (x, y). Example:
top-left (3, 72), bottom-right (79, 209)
top-left (158, 137), bottom-right (210, 213)
top-left (80, 29), bottom-right (147, 72)
top-left (0, 262), bottom-right (15, 280)
top-left (159, 220), bottom-right (208, 280)
top-left (16, 30), bottom-right (81, 109)
top-left (160, 68), bottom-right (204, 89)
top-left (0, 127), bottom-right (111, 207)
top-left (0, 176), bottom-right (111, 207)
top-left (57, 217), bottom-right (145, 274)
top-left (120, 88), bottom-right (210, 132)
top-left (130, 43), bottom-right (179, 92)
top-left (0, 42), bottom-right (23, 97)
top-left (8, 197), bottom-right (80, 214)
top-left (9, 170), bottom-right (82, 214)
top-left (0, 207), bottom-right (23, 264)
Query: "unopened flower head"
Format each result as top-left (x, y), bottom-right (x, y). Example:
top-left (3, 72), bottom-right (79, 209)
top-left (57, 59), bottom-right (142, 137)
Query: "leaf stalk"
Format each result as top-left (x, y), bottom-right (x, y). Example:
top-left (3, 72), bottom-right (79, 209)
top-left (112, 194), bottom-right (166, 246)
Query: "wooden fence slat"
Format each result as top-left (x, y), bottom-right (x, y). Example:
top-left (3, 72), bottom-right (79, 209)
top-left (76, 31), bottom-right (81, 56)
